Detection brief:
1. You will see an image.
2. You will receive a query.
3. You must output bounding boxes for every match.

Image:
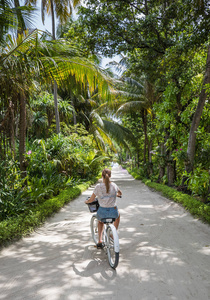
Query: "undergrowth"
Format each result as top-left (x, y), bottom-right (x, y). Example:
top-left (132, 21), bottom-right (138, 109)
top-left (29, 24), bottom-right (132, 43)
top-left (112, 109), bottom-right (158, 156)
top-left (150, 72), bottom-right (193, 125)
top-left (0, 178), bottom-right (98, 248)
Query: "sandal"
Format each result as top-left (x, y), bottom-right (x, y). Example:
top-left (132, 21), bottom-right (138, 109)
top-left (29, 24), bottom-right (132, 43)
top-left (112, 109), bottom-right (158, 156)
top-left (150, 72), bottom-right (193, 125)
top-left (96, 242), bottom-right (105, 249)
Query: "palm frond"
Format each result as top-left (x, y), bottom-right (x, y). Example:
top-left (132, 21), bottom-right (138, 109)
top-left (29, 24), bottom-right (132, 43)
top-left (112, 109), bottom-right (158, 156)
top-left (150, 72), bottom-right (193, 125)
top-left (117, 100), bottom-right (149, 115)
top-left (90, 111), bottom-right (104, 128)
top-left (112, 89), bottom-right (147, 100)
top-left (102, 119), bottom-right (136, 150)
top-left (121, 76), bottom-right (145, 90)
top-left (92, 128), bottom-right (107, 152)
top-left (88, 154), bottom-right (109, 166)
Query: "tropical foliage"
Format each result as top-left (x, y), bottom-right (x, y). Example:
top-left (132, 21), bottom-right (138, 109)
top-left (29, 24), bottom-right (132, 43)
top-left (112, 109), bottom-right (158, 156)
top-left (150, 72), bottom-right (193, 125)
top-left (76, 0), bottom-right (210, 202)
top-left (0, 0), bottom-right (135, 222)
top-left (0, 0), bottom-right (209, 228)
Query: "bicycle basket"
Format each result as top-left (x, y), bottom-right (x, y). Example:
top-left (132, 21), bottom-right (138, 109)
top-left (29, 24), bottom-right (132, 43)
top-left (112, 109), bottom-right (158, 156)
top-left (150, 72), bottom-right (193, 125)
top-left (87, 198), bottom-right (99, 213)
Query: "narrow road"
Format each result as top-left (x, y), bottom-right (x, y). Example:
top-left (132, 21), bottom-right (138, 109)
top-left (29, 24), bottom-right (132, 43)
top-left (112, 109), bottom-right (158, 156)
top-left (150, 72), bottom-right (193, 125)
top-left (0, 166), bottom-right (209, 300)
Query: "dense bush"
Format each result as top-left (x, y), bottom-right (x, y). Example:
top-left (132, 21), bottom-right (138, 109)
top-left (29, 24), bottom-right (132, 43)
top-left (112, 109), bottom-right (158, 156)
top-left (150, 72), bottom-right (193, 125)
top-left (26, 126), bottom-right (106, 180)
top-left (0, 160), bottom-right (33, 221)
top-left (0, 179), bottom-right (97, 247)
top-left (0, 126), bottom-right (107, 222)
top-left (183, 167), bottom-right (210, 202)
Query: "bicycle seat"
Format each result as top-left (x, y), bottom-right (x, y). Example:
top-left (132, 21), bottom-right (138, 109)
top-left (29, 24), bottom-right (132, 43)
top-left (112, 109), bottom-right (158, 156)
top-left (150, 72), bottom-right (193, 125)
top-left (101, 218), bottom-right (116, 224)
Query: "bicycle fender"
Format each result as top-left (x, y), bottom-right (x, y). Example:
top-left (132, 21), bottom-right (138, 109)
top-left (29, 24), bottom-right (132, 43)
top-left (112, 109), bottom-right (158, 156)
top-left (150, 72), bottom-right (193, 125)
top-left (109, 224), bottom-right (120, 252)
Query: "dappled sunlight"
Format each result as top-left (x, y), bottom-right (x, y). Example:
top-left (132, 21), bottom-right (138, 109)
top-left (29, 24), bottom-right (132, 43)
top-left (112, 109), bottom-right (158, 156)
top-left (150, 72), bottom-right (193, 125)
top-left (198, 246), bottom-right (210, 255)
top-left (0, 167), bottom-right (209, 300)
top-left (136, 245), bottom-right (186, 267)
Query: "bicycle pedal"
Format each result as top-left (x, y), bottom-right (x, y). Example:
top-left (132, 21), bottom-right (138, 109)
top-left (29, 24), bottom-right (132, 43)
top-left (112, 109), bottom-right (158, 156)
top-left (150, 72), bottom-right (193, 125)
top-left (95, 242), bottom-right (105, 249)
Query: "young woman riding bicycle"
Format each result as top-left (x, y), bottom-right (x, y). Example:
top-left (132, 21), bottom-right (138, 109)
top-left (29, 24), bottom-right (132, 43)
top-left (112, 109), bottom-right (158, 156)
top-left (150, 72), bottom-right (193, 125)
top-left (85, 168), bottom-right (122, 248)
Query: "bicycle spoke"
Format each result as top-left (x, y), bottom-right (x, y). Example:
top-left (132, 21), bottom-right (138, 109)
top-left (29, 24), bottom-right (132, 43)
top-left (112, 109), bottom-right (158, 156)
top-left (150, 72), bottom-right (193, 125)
top-left (106, 226), bottom-right (119, 269)
top-left (90, 215), bottom-right (98, 245)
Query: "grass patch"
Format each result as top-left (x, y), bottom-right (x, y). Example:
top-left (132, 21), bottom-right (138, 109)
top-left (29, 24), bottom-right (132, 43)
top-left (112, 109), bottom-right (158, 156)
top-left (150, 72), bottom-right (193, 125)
top-left (129, 170), bottom-right (210, 225)
top-left (0, 178), bottom-right (98, 248)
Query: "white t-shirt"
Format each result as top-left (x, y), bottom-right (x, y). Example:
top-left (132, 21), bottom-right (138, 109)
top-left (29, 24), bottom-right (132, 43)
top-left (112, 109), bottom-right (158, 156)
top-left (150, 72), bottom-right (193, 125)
top-left (93, 182), bottom-right (120, 208)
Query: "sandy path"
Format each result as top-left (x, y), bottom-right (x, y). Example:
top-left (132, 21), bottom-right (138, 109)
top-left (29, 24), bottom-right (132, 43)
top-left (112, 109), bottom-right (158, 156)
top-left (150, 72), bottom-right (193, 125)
top-left (0, 166), bottom-right (209, 300)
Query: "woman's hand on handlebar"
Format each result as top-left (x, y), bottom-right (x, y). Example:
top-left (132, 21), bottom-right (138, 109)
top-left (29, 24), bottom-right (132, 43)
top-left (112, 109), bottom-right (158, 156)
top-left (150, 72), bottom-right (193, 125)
top-left (85, 193), bottom-right (96, 204)
top-left (117, 191), bottom-right (122, 198)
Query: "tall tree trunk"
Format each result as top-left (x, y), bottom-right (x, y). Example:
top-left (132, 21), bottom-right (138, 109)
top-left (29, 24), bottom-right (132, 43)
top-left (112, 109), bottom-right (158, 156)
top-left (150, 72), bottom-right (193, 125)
top-left (165, 130), bottom-right (176, 186)
top-left (53, 80), bottom-right (60, 133)
top-left (9, 101), bottom-right (16, 157)
top-left (142, 109), bottom-right (148, 163)
top-left (148, 139), bottom-right (153, 175)
top-left (158, 143), bottom-right (165, 181)
top-left (51, 2), bottom-right (60, 133)
top-left (19, 92), bottom-right (26, 176)
top-left (136, 148), bottom-right (140, 168)
top-left (51, 1), bottom-right (56, 40)
top-left (14, 0), bottom-right (26, 36)
top-left (144, 0), bottom-right (148, 15)
top-left (186, 45), bottom-right (210, 173)
top-left (167, 149), bottom-right (176, 186)
top-left (71, 99), bottom-right (77, 125)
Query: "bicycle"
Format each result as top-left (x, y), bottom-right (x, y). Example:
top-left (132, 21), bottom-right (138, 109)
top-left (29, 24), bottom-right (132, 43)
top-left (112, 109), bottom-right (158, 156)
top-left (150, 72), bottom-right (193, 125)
top-left (86, 198), bottom-right (120, 269)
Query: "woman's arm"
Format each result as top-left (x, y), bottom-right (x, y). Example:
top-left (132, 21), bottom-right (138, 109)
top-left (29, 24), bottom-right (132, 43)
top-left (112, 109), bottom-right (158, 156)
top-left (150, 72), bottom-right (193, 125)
top-left (85, 193), bottom-right (96, 204)
top-left (117, 189), bottom-right (122, 197)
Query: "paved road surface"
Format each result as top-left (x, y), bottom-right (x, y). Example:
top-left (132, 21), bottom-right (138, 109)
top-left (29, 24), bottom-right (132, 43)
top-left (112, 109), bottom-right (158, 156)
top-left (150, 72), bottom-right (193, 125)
top-left (0, 166), bottom-right (209, 300)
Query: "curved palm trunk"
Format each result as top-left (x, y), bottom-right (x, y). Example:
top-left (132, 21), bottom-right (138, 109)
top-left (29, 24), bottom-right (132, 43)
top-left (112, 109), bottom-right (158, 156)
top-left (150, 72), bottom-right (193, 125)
top-left (186, 45), bottom-right (210, 173)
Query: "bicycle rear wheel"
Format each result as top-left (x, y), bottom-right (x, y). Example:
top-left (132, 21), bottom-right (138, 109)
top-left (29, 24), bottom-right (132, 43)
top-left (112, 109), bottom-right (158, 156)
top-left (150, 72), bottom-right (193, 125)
top-left (90, 215), bottom-right (98, 245)
top-left (106, 226), bottom-right (119, 269)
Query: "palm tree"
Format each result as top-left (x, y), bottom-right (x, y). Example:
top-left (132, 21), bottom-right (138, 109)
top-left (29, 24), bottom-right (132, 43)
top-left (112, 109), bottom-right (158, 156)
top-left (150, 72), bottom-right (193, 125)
top-left (92, 114), bottom-right (136, 153)
top-left (42, 0), bottom-right (81, 133)
top-left (26, 0), bottom-right (81, 133)
top-left (0, 30), bottom-right (40, 172)
top-left (112, 76), bottom-right (155, 166)
top-left (30, 91), bottom-right (74, 138)
top-left (109, 55), bottom-right (162, 168)
top-left (0, 0), bottom-right (14, 42)
top-left (0, 30), bottom-right (112, 174)
top-left (35, 0), bottom-right (81, 39)
top-left (0, 0), bottom-right (35, 41)
top-left (56, 64), bottom-right (135, 153)
top-left (69, 85), bottom-right (136, 153)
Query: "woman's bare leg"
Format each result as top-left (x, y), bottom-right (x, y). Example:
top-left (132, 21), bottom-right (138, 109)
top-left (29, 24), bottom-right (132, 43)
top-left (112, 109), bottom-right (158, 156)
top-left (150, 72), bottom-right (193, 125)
top-left (98, 221), bottom-right (104, 243)
top-left (114, 213), bottom-right (120, 230)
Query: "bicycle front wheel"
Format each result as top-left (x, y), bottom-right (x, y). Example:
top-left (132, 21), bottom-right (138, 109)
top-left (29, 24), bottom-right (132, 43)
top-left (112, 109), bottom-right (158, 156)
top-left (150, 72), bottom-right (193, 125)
top-left (106, 225), bottom-right (119, 269)
top-left (90, 215), bottom-right (98, 245)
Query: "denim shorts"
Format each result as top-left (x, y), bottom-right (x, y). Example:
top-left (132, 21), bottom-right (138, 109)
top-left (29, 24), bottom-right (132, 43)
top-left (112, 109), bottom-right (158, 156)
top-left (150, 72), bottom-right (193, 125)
top-left (97, 206), bottom-right (119, 221)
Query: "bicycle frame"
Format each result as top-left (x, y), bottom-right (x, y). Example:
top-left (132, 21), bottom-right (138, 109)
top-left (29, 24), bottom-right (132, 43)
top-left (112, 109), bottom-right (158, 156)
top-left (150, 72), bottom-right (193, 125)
top-left (90, 214), bottom-right (120, 269)
top-left (103, 222), bottom-right (120, 253)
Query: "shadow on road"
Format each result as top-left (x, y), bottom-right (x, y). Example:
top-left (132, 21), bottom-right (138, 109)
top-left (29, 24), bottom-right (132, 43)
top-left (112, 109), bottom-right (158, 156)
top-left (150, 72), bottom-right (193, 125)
top-left (0, 166), bottom-right (209, 300)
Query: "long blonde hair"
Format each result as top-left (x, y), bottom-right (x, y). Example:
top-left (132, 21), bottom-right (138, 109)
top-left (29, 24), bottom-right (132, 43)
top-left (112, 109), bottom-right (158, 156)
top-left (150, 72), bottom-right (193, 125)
top-left (102, 169), bottom-right (111, 193)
